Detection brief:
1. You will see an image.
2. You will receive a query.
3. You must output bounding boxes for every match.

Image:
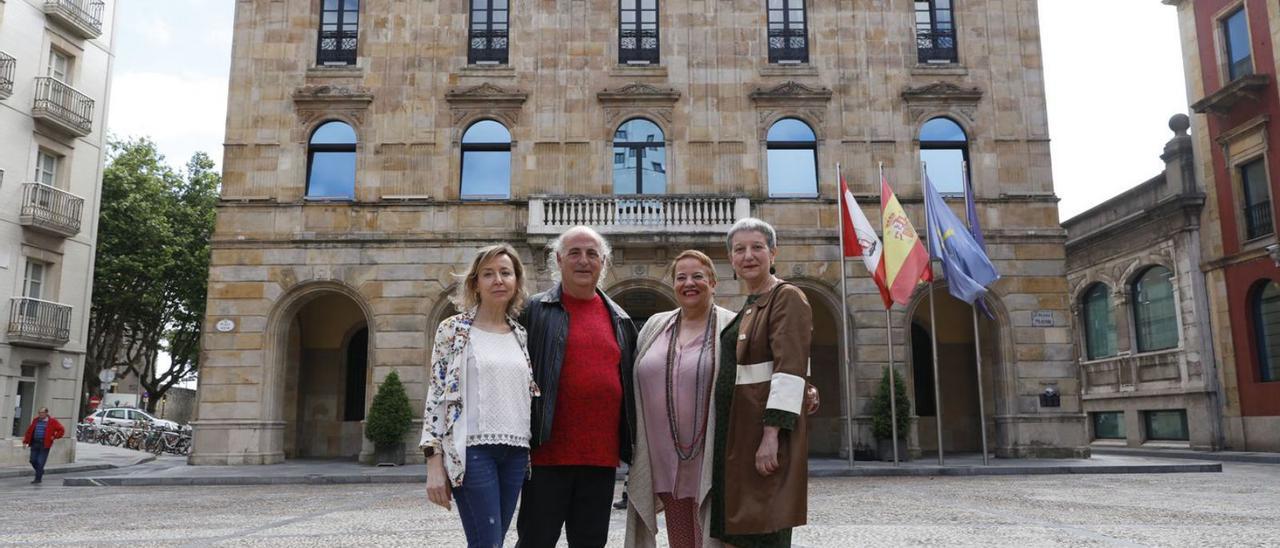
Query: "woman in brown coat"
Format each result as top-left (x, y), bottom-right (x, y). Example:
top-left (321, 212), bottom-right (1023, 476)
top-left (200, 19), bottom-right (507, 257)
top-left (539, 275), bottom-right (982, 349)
top-left (710, 217), bottom-right (812, 547)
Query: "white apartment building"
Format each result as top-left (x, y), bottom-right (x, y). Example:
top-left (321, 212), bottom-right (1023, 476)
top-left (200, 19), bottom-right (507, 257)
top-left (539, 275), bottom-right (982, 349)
top-left (0, 0), bottom-right (117, 466)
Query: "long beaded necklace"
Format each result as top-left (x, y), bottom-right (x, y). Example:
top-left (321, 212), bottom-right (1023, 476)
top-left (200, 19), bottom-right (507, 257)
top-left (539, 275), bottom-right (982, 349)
top-left (666, 309), bottom-right (715, 461)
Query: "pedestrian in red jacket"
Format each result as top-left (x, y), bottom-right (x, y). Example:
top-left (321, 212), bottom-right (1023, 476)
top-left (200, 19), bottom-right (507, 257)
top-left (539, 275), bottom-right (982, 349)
top-left (22, 408), bottom-right (65, 484)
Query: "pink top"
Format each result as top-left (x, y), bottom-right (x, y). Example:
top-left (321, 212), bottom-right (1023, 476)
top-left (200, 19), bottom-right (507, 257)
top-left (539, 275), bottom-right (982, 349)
top-left (636, 320), bottom-right (713, 500)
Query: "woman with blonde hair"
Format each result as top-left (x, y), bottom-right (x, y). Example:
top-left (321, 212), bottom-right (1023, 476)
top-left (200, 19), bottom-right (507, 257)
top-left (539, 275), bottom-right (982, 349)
top-left (421, 243), bottom-right (539, 548)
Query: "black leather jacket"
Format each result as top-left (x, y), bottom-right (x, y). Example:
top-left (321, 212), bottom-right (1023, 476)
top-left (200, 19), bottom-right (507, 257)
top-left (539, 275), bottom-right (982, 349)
top-left (519, 284), bottom-right (637, 465)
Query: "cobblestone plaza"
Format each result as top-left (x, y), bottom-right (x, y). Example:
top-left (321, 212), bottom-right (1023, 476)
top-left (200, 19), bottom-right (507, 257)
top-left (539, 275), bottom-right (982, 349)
top-left (3, 464), bottom-right (1277, 546)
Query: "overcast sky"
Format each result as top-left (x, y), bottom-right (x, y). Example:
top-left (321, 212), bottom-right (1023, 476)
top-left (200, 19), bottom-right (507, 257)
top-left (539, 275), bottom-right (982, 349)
top-left (106, 1), bottom-right (1188, 220)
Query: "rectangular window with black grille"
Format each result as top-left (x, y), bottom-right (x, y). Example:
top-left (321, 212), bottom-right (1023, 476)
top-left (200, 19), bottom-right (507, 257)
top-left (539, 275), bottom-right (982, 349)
top-left (767, 0), bottom-right (808, 64)
top-left (1242, 158), bottom-right (1274, 240)
top-left (915, 0), bottom-right (957, 64)
top-left (317, 0), bottom-right (359, 66)
top-left (619, 0), bottom-right (659, 64)
top-left (470, 0), bottom-right (510, 65)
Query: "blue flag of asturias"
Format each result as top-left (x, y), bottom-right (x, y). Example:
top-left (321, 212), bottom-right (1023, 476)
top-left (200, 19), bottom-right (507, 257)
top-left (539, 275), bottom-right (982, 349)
top-left (924, 174), bottom-right (1000, 304)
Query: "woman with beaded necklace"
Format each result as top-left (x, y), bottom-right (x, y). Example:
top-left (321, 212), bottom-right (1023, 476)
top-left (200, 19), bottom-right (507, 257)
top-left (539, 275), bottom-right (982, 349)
top-left (625, 250), bottom-right (734, 548)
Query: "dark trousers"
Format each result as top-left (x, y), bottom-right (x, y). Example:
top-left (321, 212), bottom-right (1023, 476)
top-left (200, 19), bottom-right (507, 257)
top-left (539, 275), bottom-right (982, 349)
top-left (29, 447), bottom-right (50, 481)
top-left (453, 444), bottom-right (530, 548)
top-left (515, 465), bottom-right (616, 548)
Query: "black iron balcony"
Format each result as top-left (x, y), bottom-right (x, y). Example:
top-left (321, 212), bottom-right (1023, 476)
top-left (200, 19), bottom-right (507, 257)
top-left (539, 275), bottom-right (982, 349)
top-left (32, 77), bottom-right (93, 137)
top-left (469, 29), bottom-right (509, 64)
top-left (917, 30), bottom-right (958, 64)
top-left (619, 28), bottom-right (659, 64)
top-left (20, 182), bottom-right (85, 237)
top-left (43, 0), bottom-right (104, 39)
top-left (8, 297), bottom-right (72, 348)
top-left (317, 30), bottom-right (357, 66)
top-left (0, 51), bottom-right (14, 100)
top-left (1246, 200), bottom-right (1274, 240)
top-left (768, 28), bottom-right (808, 64)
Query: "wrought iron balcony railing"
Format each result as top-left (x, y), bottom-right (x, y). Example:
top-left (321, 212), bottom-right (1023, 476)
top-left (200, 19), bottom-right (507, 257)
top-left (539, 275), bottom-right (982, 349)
top-left (619, 28), bottom-right (659, 64)
top-left (0, 51), bottom-right (14, 100)
top-left (1246, 200), bottom-right (1274, 240)
top-left (767, 28), bottom-right (808, 64)
top-left (32, 77), bottom-right (94, 136)
top-left (8, 297), bottom-right (72, 348)
top-left (20, 182), bottom-right (85, 237)
top-left (917, 30), bottom-right (958, 64)
top-left (43, 0), bottom-right (105, 39)
top-left (528, 194), bottom-right (750, 236)
top-left (317, 30), bottom-right (358, 65)
top-left (469, 29), bottom-right (510, 64)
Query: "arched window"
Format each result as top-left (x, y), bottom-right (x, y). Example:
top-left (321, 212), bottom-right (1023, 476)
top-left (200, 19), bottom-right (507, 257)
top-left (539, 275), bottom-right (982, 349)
top-left (919, 117), bottom-right (968, 194)
top-left (307, 121), bottom-right (357, 199)
top-left (460, 120), bottom-right (512, 199)
top-left (1252, 280), bottom-right (1280, 382)
top-left (766, 118), bottom-right (818, 197)
top-left (1132, 266), bottom-right (1177, 352)
top-left (1081, 283), bottom-right (1116, 360)
top-left (318, 0), bottom-right (359, 66)
top-left (612, 118), bottom-right (666, 194)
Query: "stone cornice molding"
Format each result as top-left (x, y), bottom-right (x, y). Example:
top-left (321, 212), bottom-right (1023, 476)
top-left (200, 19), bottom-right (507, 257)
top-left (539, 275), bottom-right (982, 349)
top-left (1191, 74), bottom-right (1270, 115)
top-left (748, 81), bottom-right (832, 132)
top-left (292, 85), bottom-right (374, 126)
top-left (596, 82), bottom-right (681, 126)
top-left (748, 80), bottom-right (833, 107)
top-left (901, 81), bottom-right (984, 124)
top-left (445, 83), bottom-right (529, 126)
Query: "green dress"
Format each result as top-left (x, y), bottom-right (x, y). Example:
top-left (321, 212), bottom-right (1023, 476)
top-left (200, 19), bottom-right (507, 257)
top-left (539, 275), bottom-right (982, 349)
top-left (709, 295), bottom-right (792, 548)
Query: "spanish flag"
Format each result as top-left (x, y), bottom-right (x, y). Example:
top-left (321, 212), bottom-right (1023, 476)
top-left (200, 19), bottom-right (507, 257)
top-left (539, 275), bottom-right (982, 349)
top-left (875, 173), bottom-right (932, 308)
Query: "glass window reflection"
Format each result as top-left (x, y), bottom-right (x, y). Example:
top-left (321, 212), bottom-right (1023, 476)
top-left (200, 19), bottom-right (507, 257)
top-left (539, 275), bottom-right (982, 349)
top-left (919, 117), bottom-right (968, 194)
top-left (307, 121), bottom-right (357, 199)
top-left (461, 120), bottom-right (512, 199)
top-left (766, 118), bottom-right (817, 197)
top-left (613, 119), bottom-right (666, 195)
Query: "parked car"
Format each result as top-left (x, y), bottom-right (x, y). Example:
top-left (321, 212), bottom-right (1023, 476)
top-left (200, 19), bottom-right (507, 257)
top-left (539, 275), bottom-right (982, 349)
top-left (85, 408), bottom-right (182, 431)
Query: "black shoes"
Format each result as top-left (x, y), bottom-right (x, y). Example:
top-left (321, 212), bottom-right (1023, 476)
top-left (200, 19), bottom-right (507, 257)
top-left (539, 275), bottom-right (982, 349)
top-left (31, 479), bottom-right (42, 484)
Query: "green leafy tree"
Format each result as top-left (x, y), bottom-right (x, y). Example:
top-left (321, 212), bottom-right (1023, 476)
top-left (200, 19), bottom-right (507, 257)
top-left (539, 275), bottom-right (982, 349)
top-left (871, 366), bottom-right (912, 441)
top-left (365, 370), bottom-right (413, 446)
top-left (84, 138), bottom-right (219, 416)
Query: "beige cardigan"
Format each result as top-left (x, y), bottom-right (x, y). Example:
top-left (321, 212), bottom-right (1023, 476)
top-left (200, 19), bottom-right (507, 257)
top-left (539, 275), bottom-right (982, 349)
top-left (624, 305), bottom-right (734, 548)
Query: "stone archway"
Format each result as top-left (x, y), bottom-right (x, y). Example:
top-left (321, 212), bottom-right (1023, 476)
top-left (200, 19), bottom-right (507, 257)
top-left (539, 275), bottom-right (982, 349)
top-left (609, 281), bottom-right (678, 333)
top-left (262, 282), bottom-right (375, 461)
top-left (905, 287), bottom-right (1007, 456)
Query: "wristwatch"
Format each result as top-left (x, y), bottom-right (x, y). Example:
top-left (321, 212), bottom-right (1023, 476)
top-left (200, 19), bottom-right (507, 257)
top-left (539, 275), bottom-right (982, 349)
top-left (423, 446), bottom-right (436, 458)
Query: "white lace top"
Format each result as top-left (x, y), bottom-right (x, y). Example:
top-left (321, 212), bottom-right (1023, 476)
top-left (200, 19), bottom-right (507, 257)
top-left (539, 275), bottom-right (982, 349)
top-left (464, 326), bottom-right (533, 448)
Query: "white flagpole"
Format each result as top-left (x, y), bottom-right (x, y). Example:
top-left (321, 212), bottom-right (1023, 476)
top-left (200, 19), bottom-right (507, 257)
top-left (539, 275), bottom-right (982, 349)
top-left (880, 162), bottom-right (900, 466)
top-left (962, 161), bottom-right (991, 465)
top-left (922, 162), bottom-right (945, 466)
top-left (837, 162), bottom-right (855, 470)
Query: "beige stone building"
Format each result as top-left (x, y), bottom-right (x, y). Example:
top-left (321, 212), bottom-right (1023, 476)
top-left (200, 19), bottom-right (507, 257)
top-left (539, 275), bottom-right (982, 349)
top-left (1064, 115), bottom-right (1224, 451)
top-left (193, 0), bottom-right (1085, 465)
top-left (0, 0), bottom-right (117, 465)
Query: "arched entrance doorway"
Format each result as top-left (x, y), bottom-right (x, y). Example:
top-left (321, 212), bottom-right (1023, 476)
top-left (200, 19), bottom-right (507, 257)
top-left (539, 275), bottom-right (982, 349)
top-left (613, 286), bottom-right (677, 333)
top-left (796, 285), bottom-right (843, 457)
top-left (908, 289), bottom-right (999, 455)
top-left (280, 292), bottom-right (370, 459)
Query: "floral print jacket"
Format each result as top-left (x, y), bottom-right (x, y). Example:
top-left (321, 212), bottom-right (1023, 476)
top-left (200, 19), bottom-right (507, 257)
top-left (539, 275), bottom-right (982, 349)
top-left (419, 310), bottom-right (539, 487)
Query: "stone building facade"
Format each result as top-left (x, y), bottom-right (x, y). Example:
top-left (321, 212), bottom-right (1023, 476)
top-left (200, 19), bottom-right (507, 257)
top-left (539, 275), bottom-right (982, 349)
top-left (193, 0), bottom-right (1085, 465)
top-left (1168, 0), bottom-right (1280, 451)
top-left (0, 0), bottom-right (117, 465)
top-left (1064, 115), bottom-right (1223, 451)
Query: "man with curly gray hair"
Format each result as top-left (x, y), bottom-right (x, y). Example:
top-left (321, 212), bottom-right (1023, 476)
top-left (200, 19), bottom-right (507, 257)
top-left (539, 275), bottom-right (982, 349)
top-left (516, 225), bottom-right (638, 548)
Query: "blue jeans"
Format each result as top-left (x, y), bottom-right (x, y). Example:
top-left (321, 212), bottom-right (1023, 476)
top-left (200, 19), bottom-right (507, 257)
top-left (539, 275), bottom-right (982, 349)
top-left (30, 447), bottom-right (50, 481)
top-left (453, 444), bottom-right (529, 548)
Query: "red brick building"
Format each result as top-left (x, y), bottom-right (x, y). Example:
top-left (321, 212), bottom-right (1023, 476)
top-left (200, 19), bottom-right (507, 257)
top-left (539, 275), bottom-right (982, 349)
top-left (1172, 0), bottom-right (1280, 450)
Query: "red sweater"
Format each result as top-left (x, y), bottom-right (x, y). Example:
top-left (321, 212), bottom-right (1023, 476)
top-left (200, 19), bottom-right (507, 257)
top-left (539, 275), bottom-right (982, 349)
top-left (24, 417), bottom-right (65, 449)
top-left (531, 292), bottom-right (622, 467)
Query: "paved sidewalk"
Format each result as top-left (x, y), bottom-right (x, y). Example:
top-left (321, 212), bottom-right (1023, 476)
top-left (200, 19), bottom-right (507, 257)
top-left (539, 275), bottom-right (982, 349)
top-left (60, 452), bottom-right (1219, 487)
top-left (1090, 445), bottom-right (1280, 464)
top-left (0, 442), bottom-right (155, 479)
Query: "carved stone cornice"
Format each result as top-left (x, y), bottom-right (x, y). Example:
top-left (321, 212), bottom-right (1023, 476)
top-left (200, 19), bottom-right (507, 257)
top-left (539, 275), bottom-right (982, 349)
top-left (1192, 74), bottom-right (1271, 115)
top-left (748, 80), bottom-right (832, 131)
top-left (748, 80), bottom-right (833, 107)
top-left (445, 83), bottom-right (529, 126)
top-left (292, 85), bottom-right (374, 126)
top-left (596, 82), bottom-right (681, 126)
top-left (901, 81), bottom-right (983, 123)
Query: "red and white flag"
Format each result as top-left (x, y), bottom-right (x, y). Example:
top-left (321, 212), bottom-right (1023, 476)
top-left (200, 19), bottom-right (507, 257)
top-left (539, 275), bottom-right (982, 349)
top-left (840, 173), bottom-right (891, 306)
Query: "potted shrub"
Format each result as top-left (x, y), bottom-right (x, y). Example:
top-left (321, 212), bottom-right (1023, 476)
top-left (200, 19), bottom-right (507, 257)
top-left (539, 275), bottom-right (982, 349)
top-left (365, 370), bottom-right (413, 466)
top-left (870, 366), bottom-right (912, 462)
